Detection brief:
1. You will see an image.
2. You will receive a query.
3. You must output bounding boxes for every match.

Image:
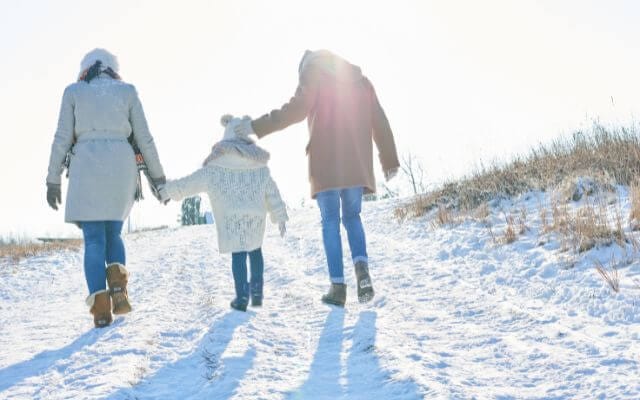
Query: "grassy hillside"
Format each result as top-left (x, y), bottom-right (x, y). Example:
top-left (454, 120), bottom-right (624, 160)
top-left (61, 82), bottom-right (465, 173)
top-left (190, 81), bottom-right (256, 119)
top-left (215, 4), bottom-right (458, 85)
top-left (395, 123), bottom-right (640, 220)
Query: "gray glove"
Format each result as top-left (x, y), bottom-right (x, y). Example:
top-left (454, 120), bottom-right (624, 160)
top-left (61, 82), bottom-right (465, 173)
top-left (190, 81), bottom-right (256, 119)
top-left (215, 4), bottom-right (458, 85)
top-left (158, 185), bottom-right (170, 205)
top-left (47, 183), bottom-right (61, 210)
top-left (150, 176), bottom-right (167, 202)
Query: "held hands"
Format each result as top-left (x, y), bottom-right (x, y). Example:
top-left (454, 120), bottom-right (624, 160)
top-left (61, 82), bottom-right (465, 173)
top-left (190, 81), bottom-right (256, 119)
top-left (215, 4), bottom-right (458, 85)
top-left (384, 167), bottom-right (398, 182)
top-left (152, 176), bottom-right (170, 204)
top-left (157, 186), bottom-right (170, 205)
top-left (46, 183), bottom-right (62, 210)
top-left (279, 221), bottom-right (286, 238)
top-left (233, 116), bottom-right (255, 140)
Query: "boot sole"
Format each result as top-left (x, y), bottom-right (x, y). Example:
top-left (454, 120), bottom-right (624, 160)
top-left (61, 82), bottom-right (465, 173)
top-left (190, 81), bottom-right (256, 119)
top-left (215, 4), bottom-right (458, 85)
top-left (94, 315), bottom-right (113, 328)
top-left (321, 296), bottom-right (345, 307)
top-left (358, 289), bottom-right (375, 303)
top-left (231, 301), bottom-right (248, 312)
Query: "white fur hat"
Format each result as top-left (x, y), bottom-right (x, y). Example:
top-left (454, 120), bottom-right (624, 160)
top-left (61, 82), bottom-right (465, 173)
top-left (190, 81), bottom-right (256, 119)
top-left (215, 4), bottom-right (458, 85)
top-left (79, 48), bottom-right (119, 77)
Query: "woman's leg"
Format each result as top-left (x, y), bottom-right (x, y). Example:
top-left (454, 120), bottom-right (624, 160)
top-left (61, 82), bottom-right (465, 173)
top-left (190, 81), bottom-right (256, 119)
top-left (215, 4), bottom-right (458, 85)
top-left (104, 220), bottom-right (132, 314)
top-left (248, 248), bottom-right (264, 304)
top-left (316, 189), bottom-right (344, 283)
top-left (80, 221), bottom-right (107, 294)
top-left (340, 187), bottom-right (367, 264)
top-left (105, 221), bottom-right (126, 265)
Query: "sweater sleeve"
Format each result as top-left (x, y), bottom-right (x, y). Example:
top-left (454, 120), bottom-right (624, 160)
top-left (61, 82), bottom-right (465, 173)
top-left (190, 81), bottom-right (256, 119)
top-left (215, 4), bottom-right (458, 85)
top-left (251, 71), bottom-right (318, 138)
top-left (264, 174), bottom-right (288, 224)
top-left (164, 168), bottom-right (211, 202)
top-left (370, 82), bottom-right (400, 173)
top-left (129, 86), bottom-right (165, 179)
top-left (46, 86), bottom-right (75, 185)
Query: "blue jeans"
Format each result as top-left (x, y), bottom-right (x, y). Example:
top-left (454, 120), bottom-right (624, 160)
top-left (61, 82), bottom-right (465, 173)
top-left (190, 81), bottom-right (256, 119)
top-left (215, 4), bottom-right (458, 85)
top-left (231, 248), bottom-right (264, 301)
top-left (80, 221), bottom-right (126, 294)
top-left (316, 187), bottom-right (368, 284)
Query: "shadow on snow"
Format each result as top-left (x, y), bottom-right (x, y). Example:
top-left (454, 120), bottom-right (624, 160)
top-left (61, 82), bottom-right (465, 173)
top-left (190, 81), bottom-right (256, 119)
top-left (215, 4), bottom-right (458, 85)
top-left (288, 309), bottom-right (424, 399)
top-left (0, 322), bottom-right (111, 393)
top-left (107, 310), bottom-right (254, 400)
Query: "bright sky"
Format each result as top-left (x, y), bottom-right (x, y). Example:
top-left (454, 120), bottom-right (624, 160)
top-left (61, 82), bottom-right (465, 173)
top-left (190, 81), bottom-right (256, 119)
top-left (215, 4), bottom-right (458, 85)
top-left (1, 0), bottom-right (639, 238)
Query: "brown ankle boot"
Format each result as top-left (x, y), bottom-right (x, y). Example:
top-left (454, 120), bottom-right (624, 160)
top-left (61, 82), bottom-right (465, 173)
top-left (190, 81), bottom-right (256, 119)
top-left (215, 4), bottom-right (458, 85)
top-left (321, 283), bottom-right (347, 307)
top-left (87, 290), bottom-right (113, 328)
top-left (106, 263), bottom-right (132, 314)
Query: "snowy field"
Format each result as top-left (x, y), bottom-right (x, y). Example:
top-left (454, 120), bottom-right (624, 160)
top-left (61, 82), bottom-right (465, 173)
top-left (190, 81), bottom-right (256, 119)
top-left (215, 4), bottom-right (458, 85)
top-left (1, 191), bottom-right (639, 399)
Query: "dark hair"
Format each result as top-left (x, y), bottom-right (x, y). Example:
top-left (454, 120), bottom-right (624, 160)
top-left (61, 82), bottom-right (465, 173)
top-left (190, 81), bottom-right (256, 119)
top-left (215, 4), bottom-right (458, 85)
top-left (82, 60), bottom-right (121, 83)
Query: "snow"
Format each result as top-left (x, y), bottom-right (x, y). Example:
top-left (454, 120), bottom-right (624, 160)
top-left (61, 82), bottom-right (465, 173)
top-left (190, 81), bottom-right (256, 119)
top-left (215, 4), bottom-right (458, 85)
top-left (1, 190), bottom-right (639, 399)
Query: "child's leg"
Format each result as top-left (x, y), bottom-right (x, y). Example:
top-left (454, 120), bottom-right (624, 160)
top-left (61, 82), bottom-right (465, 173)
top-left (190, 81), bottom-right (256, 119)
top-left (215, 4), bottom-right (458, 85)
top-left (231, 251), bottom-right (249, 302)
top-left (248, 248), bottom-right (264, 304)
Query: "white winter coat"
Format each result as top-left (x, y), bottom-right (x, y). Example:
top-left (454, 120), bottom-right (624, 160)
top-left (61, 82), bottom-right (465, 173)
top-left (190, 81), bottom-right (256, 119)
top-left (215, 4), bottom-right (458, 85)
top-left (46, 75), bottom-right (165, 224)
top-left (164, 143), bottom-right (288, 253)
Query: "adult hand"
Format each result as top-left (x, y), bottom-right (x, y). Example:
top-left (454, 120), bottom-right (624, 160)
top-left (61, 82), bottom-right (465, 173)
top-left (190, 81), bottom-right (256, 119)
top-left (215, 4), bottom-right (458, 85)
top-left (158, 186), bottom-right (170, 205)
top-left (233, 117), bottom-right (255, 140)
top-left (47, 183), bottom-right (62, 210)
top-left (279, 221), bottom-right (286, 238)
top-left (149, 176), bottom-right (167, 202)
top-left (384, 167), bottom-right (398, 182)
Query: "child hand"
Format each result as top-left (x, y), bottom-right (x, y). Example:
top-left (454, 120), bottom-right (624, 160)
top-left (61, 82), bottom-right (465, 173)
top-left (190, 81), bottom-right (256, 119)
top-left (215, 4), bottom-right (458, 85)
top-left (234, 116), bottom-right (255, 140)
top-left (279, 221), bottom-right (286, 238)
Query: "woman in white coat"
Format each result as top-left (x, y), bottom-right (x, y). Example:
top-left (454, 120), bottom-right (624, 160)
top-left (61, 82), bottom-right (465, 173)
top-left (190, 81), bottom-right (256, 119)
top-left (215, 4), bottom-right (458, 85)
top-left (46, 49), bottom-right (166, 328)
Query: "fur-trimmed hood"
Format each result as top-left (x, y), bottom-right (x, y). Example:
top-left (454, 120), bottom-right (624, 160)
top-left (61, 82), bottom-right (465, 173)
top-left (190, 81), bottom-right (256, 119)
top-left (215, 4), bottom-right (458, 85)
top-left (79, 48), bottom-right (119, 79)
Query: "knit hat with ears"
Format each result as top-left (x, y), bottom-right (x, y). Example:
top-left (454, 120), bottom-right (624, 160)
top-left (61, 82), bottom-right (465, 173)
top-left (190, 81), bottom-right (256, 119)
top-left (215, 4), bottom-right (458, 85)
top-left (78, 48), bottom-right (119, 79)
top-left (220, 114), bottom-right (254, 143)
top-left (201, 114), bottom-right (267, 166)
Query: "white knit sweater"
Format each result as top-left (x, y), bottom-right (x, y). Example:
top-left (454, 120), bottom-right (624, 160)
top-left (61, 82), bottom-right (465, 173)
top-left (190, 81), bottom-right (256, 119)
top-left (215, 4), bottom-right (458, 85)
top-left (164, 151), bottom-right (288, 253)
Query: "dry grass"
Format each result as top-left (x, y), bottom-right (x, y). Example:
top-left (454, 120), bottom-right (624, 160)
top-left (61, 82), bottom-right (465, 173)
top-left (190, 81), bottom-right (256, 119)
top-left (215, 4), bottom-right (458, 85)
top-left (629, 183), bottom-right (640, 230)
top-left (473, 203), bottom-right (490, 221)
top-left (539, 194), bottom-right (624, 253)
top-left (503, 214), bottom-right (517, 244)
top-left (395, 124), bottom-right (640, 219)
top-left (0, 238), bottom-right (82, 263)
top-left (594, 256), bottom-right (620, 293)
top-left (432, 204), bottom-right (457, 227)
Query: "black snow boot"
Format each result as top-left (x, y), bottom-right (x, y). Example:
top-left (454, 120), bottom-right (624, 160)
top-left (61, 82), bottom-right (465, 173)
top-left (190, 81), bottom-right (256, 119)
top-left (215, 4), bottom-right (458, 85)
top-left (321, 283), bottom-right (347, 307)
top-left (354, 261), bottom-right (375, 303)
top-left (230, 298), bottom-right (248, 312)
top-left (231, 282), bottom-right (249, 312)
top-left (250, 281), bottom-right (263, 307)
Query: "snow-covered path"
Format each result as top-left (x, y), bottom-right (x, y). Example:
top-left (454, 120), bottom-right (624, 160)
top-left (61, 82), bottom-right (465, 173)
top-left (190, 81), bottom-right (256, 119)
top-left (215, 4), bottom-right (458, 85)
top-left (1, 197), bottom-right (639, 399)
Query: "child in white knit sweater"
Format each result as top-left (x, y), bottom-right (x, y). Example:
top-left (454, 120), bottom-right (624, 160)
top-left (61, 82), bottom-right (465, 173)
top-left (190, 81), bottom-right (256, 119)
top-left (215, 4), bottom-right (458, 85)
top-left (159, 115), bottom-right (288, 311)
